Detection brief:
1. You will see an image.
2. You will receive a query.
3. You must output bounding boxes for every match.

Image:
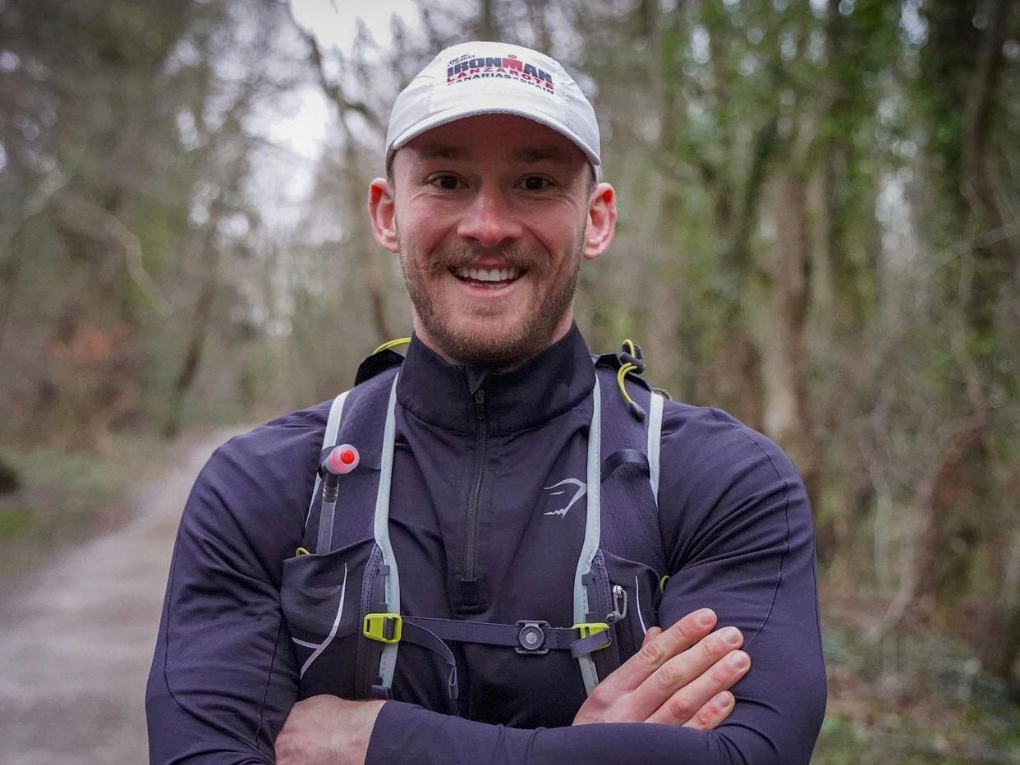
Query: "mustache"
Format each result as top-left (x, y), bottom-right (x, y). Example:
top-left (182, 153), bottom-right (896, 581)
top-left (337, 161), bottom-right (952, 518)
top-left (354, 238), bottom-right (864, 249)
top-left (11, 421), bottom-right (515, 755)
top-left (420, 244), bottom-right (549, 277)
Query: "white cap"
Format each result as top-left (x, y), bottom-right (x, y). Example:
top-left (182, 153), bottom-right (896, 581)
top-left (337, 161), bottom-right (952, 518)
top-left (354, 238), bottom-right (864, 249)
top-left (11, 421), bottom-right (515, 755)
top-left (385, 41), bottom-right (600, 172)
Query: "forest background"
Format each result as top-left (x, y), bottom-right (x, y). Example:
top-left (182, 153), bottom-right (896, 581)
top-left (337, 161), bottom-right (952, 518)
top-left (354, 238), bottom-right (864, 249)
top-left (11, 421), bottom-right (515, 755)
top-left (1, 0), bottom-right (1019, 762)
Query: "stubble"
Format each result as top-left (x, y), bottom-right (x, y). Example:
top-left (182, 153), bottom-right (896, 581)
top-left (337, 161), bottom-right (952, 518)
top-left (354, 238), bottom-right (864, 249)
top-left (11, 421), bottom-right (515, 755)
top-left (399, 237), bottom-right (583, 369)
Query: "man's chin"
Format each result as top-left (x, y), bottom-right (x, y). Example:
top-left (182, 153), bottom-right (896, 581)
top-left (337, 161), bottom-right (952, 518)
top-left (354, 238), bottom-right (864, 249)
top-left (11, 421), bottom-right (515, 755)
top-left (424, 315), bottom-right (545, 369)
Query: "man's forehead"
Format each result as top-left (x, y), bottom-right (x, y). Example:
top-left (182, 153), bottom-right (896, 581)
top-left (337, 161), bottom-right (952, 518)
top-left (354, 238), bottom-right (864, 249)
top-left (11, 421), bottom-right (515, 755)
top-left (400, 115), bottom-right (587, 168)
top-left (411, 142), bottom-right (581, 166)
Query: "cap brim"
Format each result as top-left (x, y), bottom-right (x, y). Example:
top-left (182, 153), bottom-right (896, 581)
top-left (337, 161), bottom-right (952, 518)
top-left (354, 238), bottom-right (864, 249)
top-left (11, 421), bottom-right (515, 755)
top-left (387, 100), bottom-right (601, 170)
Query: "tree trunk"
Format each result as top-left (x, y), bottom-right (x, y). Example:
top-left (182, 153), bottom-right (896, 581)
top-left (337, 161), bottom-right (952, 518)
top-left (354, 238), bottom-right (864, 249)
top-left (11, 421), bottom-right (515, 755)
top-left (762, 171), bottom-right (821, 502)
top-left (962, 0), bottom-right (1016, 268)
top-left (162, 258), bottom-right (218, 440)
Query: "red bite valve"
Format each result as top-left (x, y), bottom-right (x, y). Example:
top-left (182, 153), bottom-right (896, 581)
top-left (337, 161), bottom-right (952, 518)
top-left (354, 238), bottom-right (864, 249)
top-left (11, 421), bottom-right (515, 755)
top-left (326, 444), bottom-right (360, 475)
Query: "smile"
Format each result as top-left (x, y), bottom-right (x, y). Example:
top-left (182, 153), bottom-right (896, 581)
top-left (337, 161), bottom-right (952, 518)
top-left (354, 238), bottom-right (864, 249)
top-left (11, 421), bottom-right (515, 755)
top-left (449, 266), bottom-right (524, 288)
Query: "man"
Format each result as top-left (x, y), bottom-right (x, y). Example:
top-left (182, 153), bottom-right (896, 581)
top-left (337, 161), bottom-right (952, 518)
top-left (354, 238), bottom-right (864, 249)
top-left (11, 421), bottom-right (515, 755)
top-left (146, 42), bottom-right (826, 765)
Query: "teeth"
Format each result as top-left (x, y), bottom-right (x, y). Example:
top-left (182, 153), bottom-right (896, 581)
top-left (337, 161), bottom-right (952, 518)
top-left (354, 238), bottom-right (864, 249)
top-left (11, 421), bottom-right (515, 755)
top-left (453, 267), bottom-right (521, 283)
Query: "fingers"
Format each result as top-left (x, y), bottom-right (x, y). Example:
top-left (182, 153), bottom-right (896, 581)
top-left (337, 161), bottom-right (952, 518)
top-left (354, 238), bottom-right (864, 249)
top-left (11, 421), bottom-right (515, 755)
top-left (599, 609), bottom-right (718, 694)
top-left (681, 691), bottom-right (735, 731)
top-left (641, 626), bottom-right (661, 647)
top-left (628, 625), bottom-right (747, 722)
top-left (646, 648), bottom-right (751, 726)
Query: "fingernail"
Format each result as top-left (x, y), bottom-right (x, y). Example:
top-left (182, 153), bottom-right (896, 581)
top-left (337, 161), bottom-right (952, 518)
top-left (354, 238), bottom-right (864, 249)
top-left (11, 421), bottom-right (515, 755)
top-left (713, 691), bottom-right (732, 708)
top-left (696, 609), bottom-right (715, 627)
top-left (721, 627), bottom-right (742, 645)
top-left (729, 651), bottom-right (749, 669)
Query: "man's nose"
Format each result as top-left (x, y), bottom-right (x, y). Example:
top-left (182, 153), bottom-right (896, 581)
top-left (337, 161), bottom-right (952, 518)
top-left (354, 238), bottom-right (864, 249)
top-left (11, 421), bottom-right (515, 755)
top-left (456, 186), bottom-right (523, 247)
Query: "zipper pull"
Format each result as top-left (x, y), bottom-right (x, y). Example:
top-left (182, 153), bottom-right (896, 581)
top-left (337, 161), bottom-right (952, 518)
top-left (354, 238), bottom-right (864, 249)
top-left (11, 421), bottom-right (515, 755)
top-left (474, 389), bottom-right (486, 420)
top-left (606, 584), bottom-right (628, 624)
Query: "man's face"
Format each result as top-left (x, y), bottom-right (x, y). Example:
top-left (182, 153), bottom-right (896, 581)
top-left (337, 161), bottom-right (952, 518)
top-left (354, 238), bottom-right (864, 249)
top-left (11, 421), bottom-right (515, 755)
top-left (370, 114), bottom-right (615, 368)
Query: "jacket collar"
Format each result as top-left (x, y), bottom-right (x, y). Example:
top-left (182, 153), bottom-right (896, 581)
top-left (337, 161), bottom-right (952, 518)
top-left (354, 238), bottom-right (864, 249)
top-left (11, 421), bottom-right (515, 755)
top-left (396, 323), bottom-right (595, 435)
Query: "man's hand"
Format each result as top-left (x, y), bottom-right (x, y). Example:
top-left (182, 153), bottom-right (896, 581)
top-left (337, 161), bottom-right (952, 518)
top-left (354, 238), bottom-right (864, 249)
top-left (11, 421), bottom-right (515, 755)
top-left (572, 608), bottom-right (750, 730)
top-left (276, 696), bottom-right (385, 765)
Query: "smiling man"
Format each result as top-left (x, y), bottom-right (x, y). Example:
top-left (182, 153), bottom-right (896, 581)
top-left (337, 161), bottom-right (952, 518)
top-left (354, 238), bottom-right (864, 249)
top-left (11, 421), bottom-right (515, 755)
top-left (147, 42), bottom-right (826, 765)
top-left (370, 113), bottom-right (608, 368)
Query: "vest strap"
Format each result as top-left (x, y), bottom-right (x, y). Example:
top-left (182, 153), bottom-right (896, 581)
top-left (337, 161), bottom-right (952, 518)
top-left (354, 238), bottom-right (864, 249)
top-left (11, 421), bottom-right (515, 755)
top-left (648, 392), bottom-right (664, 501)
top-left (306, 389), bottom-right (351, 538)
top-left (373, 376), bottom-right (402, 691)
top-left (574, 376), bottom-right (603, 695)
top-left (600, 448), bottom-right (649, 481)
top-left (396, 615), bottom-right (613, 658)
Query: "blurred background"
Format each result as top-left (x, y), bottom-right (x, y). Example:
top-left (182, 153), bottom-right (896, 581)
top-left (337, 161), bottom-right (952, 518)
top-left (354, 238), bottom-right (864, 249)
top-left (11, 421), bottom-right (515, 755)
top-left (1, 0), bottom-right (1018, 762)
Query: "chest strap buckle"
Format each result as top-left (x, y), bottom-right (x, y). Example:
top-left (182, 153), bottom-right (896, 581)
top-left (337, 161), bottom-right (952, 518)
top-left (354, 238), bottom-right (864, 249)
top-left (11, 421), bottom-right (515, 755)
top-left (363, 613), bottom-right (402, 644)
top-left (515, 620), bottom-right (551, 655)
top-left (571, 622), bottom-right (612, 658)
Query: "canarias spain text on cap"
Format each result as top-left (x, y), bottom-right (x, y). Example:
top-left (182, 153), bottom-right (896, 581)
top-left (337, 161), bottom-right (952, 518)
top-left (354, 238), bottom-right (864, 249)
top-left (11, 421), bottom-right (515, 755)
top-left (446, 53), bottom-right (555, 91)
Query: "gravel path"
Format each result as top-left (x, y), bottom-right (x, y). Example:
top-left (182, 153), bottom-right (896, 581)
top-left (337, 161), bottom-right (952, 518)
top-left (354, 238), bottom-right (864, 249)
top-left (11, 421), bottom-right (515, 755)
top-left (0, 432), bottom-right (233, 765)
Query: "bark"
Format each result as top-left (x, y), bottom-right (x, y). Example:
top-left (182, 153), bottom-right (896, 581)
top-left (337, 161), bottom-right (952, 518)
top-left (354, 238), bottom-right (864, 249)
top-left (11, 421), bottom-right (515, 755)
top-left (524, 0), bottom-right (551, 53)
top-left (956, 0), bottom-right (1018, 681)
top-left (987, 528), bottom-right (1020, 682)
top-left (478, 0), bottom-right (498, 41)
top-left (819, 0), bottom-right (856, 329)
top-left (726, 118), bottom-right (779, 276)
top-left (162, 235), bottom-right (218, 440)
top-left (868, 413), bottom-right (987, 642)
top-left (762, 171), bottom-right (820, 503)
top-left (0, 175), bottom-right (70, 361)
top-left (962, 0), bottom-right (1017, 268)
top-left (302, 32), bottom-right (393, 344)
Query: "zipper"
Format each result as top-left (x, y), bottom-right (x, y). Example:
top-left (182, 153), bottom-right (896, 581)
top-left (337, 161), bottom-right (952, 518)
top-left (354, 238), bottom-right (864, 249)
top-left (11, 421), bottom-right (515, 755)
top-left (464, 388), bottom-right (487, 584)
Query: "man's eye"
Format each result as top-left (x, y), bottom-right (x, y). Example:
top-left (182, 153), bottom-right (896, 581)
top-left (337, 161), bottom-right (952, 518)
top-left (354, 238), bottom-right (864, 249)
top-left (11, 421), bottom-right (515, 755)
top-left (519, 176), bottom-right (552, 191)
top-left (431, 175), bottom-right (461, 190)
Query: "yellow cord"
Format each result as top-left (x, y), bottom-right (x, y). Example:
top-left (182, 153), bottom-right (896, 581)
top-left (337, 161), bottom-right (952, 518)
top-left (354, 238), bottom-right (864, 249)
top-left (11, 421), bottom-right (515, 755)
top-left (617, 362), bottom-right (638, 405)
top-left (622, 338), bottom-right (636, 357)
top-left (295, 547), bottom-right (310, 557)
top-left (373, 337), bottom-right (412, 354)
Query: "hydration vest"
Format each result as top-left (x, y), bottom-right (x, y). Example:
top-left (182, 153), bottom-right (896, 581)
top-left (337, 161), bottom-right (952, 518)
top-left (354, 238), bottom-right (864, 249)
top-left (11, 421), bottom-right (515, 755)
top-left (280, 341), bottom-right (668, 712)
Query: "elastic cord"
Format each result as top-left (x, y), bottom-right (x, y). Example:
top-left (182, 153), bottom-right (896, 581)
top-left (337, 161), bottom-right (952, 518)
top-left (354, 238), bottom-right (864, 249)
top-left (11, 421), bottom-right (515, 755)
top-left (373, 337), bottom-right (412, 354)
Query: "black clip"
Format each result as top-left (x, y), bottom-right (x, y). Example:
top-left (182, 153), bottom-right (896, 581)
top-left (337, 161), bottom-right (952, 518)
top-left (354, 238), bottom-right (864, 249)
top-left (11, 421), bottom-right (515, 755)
top-left (516, 620), bottom-right (551, 655)
top-left (620, 341), bottom-right (646, 374)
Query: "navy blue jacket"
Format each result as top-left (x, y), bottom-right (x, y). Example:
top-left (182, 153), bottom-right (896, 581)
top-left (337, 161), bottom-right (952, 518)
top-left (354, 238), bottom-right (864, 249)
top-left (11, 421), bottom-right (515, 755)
top-left (146, 326), bottom-right (826, 764)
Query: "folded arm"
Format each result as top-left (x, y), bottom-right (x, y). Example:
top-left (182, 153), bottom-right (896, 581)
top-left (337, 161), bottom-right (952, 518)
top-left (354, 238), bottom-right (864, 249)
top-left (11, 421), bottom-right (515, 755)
top-left (289, 407), bottom-right (827, 765)
top-left (146, 424), bottom-right (317, 764)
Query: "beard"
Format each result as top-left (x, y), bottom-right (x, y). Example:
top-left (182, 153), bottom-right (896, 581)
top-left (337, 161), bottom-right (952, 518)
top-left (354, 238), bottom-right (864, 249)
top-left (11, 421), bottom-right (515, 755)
top-left (399, 237), bottom-right (583, 370)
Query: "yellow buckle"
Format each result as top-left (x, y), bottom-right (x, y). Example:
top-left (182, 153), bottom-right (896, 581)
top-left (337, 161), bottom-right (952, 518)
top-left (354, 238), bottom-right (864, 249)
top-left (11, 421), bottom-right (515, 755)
top-left (573, 622), bottom-right (611, 650)
top-left (363, 613), bottom-right (402, 644)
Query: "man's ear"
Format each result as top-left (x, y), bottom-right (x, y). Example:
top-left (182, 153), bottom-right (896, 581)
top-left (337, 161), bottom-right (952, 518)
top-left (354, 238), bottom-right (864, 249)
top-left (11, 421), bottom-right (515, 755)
top-left (583, 182), bottom-right (616, 261)
top-left (368, 178), bottom-right (399, 253)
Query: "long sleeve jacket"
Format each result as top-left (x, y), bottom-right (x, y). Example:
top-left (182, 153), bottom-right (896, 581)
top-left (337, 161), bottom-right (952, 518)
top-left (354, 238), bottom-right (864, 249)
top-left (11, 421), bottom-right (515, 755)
top-left (146, 325), bottom-right (826, 764)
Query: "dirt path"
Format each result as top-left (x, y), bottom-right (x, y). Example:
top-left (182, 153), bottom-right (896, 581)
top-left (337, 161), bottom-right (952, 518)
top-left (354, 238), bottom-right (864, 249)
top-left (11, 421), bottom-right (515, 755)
top-left (0, 431), bottom-right (235, 765)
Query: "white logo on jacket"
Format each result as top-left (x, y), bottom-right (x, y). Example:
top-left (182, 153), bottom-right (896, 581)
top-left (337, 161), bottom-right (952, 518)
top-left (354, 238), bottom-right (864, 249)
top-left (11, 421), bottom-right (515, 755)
top-left (543, 478), bottom-right (586, 518)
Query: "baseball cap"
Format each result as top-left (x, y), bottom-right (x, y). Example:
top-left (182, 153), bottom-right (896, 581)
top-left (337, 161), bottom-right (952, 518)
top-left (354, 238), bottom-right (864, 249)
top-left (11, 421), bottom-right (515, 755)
top-left (385, 41), bottom-right (601, 173)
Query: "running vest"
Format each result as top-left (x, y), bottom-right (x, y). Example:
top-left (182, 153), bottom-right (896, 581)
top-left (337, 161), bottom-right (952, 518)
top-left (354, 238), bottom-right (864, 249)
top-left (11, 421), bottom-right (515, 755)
top-left (280, 343), bottom-right (667, 710)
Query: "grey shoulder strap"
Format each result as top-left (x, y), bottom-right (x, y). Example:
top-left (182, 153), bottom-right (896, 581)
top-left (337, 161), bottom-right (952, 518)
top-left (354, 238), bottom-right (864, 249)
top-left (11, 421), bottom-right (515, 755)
top-left (573, 376), bottom-right (602, 695)
top-left (647, 391), bottom-right (664, 503)
top-left (306, 390), bottom-right (352, 530)
top-left (374, 376), bottom-right (402, 689)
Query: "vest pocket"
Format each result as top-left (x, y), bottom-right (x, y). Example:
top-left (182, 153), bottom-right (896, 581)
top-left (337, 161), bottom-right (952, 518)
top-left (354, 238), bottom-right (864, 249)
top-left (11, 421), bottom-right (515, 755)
top-left (601, 550), bottom-right (663, 665)
top-left (280, 537), bottom-right (377, 698)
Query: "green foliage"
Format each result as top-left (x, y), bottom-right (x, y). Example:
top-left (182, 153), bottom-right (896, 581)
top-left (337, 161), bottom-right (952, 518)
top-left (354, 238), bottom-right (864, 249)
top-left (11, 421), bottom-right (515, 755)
top-left (0, 434), bottom-right (164, 578)
top-left (815, 600), bottom-right (1020, 764)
